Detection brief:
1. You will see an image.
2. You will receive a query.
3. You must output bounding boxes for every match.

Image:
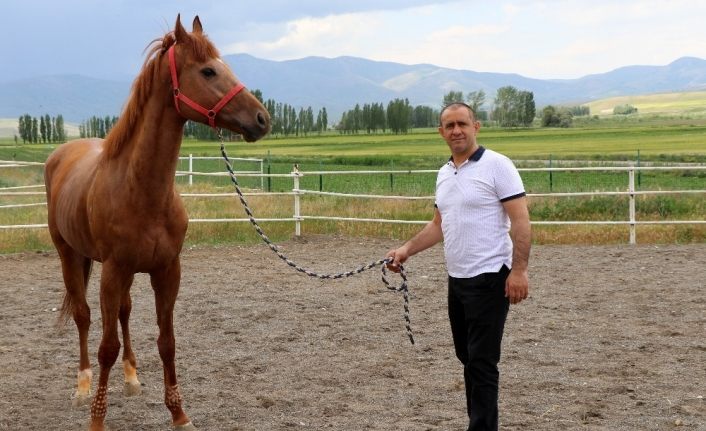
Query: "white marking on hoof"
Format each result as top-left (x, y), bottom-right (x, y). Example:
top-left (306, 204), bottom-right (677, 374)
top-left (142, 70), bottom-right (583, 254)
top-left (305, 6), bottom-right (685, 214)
top-left (73, 368), bottom-right (93, 407)
top-left (123, 381), bottom-right (143, 397)
top-left (71, 392), bottom-right (92, 408)
top-left (122, 360), bottom-right (141, 385)
top-left (174, 421), bottom-right (197, 430)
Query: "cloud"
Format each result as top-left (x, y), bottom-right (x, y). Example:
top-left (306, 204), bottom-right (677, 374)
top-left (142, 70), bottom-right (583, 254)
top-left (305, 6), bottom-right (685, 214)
top-left (223, 3), bottom-right (510, 66)
top-left (2, 0), bottom-right (706, 82)
top-left (224, 12), bottom-right (387, 60)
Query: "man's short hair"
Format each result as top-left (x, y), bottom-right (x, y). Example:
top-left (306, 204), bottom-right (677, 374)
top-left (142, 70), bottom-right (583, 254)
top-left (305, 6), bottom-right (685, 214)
top-left (439, 102), bottom-right (476, 125)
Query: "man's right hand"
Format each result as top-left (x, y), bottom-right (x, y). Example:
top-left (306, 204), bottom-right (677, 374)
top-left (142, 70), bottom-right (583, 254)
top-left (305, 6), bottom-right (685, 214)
top-left (385, 247), bottom-right (409, 273)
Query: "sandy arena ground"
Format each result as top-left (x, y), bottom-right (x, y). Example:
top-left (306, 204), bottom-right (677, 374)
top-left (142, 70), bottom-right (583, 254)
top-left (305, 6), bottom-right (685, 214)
top-left (0, 236), bottom-right (704, 430)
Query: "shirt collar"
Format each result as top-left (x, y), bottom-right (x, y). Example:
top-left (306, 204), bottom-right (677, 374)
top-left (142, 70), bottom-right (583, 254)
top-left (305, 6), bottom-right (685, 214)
top-left (447, 146), bottom-right (486, 166)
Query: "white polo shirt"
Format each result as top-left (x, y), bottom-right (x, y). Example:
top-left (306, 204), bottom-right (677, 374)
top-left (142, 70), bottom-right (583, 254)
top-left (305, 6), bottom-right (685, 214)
top-left (435, 146), bottom-right (526, 278)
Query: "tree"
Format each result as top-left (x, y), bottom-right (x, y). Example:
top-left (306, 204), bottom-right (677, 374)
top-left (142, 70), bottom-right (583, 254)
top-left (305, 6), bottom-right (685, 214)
top-left (31, 117), bottom-right (38, 143)
top-left (569, 105), bottom-right (590, 116)
top-left (492, 86), bottom-right (535, 128)
top-left (442, 91), bottom-right (464, 107)
top-left (18, 115), bottom-right (28, 143)
top-left (316, 107), bottom-right (328, 133)
top-left (466, 90), bottom-right (486, 112)
top-left (541, 105), bottom-right (573, 128)
top-left (613, 104), bottom-right (638, 115)
top-left (45, 114), bottom-right (52, 142)
top-left (493, 86), bottom-right (518, 127)
top-left (54, 115), bottom-right (66, 142)
top-left (39, 115), bottom-right (47, 143)
top-left (387, 98), bottom-right (413, 134)
top-left (251, 89), bottom-right (263, 103)
top-left (517, 91), bottom-right (535, 127)
top-left (411, 105), bottom-right (438, 128)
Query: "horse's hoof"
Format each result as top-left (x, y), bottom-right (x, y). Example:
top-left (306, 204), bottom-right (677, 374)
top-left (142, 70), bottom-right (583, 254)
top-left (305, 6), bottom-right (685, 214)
top-left (88, 420), bottom-right (110, 431)
top-left (123, 381), bottom-right (142, 397)
top-left (174, 421), bottom-right (197, 430)
top-left (72, 393), bottom-right (92, 408)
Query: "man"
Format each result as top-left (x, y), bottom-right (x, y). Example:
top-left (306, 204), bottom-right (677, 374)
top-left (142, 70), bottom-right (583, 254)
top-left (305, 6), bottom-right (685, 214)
top-left (386, 102), bottom-right (531, 431)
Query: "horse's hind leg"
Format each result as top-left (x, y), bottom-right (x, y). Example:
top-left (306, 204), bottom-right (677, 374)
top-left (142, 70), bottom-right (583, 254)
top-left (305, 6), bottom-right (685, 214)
top-left (151, 259), bottom-right (195, 430)
top-left (119, 291), bottom-right (142, 396)
top-left (55, 242), bottom-right (94, 407)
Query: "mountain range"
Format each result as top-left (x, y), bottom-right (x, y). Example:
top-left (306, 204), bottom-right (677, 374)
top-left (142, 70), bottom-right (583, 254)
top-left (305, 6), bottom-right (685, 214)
top-left (1, 55), bottom-right (705, 124)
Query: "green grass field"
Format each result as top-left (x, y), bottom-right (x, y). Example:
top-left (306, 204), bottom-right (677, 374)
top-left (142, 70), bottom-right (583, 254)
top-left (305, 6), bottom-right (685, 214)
top-left (2, 113), bottom-right (705, 252)
top-left (3, 123), bottom-right (706, 165)
top-left (180, 124), bottom-right (706, 162)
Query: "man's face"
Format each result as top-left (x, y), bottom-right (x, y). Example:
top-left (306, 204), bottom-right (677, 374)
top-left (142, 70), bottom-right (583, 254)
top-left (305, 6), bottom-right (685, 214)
top-left (438, 106), bottom-right (480, 157)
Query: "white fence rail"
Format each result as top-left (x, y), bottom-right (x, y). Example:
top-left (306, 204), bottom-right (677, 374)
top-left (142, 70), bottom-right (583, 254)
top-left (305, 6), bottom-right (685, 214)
top-left (177, 154), bottom-right (263, 188)
top-left (2, 160), bottom-right (705, 244)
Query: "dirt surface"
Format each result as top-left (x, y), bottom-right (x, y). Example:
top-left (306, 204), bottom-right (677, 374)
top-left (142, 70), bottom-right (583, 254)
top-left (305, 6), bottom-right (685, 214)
top-left (0, 236), bottom-right (704, 431)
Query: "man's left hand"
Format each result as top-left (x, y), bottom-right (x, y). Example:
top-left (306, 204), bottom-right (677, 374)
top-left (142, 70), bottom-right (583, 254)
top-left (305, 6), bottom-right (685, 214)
top-left (505, 270), bottom-right (529, 304)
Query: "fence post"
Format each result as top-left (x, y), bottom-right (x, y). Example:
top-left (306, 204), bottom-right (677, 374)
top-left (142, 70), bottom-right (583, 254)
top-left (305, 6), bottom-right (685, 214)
top-left (628, 168), bottom-right (636, 244)
top-left (267, 150), bottom-right (272, 192)
top-left (259, 159), bottom-right (264, 190)
top-left (636, 149), bottom-right (641, 188)
top-left (188, 154), bottom-right (193, 186)
top-left (548, 154), bottom-right (553, 192)
top-left (293, 164), bottom-right (301, 236)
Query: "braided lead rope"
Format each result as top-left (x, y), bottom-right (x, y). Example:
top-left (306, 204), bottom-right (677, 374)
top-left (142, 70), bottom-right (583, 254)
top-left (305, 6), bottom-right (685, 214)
top-left (216, 131), bottom-right (414, 345)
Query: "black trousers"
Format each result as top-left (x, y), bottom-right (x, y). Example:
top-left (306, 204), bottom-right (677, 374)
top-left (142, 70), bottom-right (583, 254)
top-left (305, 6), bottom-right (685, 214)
top-left (448, 265), bottom-right (510, 431)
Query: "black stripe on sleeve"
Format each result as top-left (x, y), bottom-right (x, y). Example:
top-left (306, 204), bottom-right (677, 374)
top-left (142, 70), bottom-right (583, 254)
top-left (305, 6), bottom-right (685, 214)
top-left (499, 192), bottom-right (526, 202)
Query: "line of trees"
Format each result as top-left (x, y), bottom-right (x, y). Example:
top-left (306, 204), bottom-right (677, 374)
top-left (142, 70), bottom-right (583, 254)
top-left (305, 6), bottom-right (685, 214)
top-left (79, 116), bottom-right (119, 138)
top-left (614, 104), bottom-right (638, 115)
top-left (258, 88), bottom-right (329, 138)
top-left (441, 87), bottom-right (536, 127)
top-left (263, 101), bottom-right (327, 137)
top-left (17, 114), bottom-right (67, 144)
top-left (337, 99), bottom-right (439, 134)
top-left (183, 103), bottom-right (328, 140)
top-left (76, 89), bottom-right (330, 141)
top-left (442, 87), bottom-right (591, 129)
top-left (442, 90), bottom-right (489, 121)
top-left (16, 85), bottom-right (600, 145)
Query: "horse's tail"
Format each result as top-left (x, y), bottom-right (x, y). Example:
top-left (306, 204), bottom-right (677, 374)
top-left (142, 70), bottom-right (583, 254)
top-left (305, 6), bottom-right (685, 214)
top-left (57, 291), bottom-right (75, 328)
top-left (56, 260), bottom-right (94, 328)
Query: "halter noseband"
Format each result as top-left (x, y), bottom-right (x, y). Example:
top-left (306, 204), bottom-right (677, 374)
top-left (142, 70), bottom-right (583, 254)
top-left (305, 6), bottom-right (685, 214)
top-left (168, 44), bottom-right (245, 128)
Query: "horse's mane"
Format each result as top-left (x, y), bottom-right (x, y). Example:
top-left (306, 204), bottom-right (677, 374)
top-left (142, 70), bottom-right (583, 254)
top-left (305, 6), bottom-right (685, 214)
top-left (103, 30), bottom-right (220, 158)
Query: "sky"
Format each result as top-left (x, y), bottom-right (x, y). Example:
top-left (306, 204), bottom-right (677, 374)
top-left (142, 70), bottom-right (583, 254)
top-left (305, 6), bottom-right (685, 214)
top-left (2, 0), bottom-right (706, 82)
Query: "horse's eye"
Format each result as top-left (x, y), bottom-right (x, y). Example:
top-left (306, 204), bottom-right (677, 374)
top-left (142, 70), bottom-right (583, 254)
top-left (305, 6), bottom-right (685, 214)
top-left (201, 67), bottom-right (216, 78)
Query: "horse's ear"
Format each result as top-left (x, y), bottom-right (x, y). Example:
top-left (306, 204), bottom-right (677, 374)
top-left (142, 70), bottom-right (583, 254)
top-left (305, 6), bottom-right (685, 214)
top-left (174, 14), bottom-right (188, 43)
top-left (193, 16), bottom-right (203, 34)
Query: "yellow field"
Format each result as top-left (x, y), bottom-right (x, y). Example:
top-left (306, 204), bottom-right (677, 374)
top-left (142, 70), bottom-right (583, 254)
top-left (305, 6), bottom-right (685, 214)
top-left (585, 90), bottom-right (706, 116)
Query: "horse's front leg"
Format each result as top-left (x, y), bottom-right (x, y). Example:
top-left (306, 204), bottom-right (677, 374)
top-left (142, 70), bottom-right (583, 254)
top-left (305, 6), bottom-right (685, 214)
top-left (90, 262), bottom-right (134, 431)
top-left (119, 290), bottom-right (142, 396)
top-left (151, 258), bottom-right (196, 430)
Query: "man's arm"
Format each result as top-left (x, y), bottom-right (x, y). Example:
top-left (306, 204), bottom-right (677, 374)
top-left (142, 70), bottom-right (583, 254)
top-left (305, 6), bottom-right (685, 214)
top-left (503, 196), bottom-right (531, 304)
top-left (386, 208), bottom-right (443, 272)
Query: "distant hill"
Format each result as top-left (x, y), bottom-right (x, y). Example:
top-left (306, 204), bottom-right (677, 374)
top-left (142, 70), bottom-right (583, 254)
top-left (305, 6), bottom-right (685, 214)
top-left (1, 55), bottom-right (705, 123)
top-left (0, 75), bottom-right (128, 124)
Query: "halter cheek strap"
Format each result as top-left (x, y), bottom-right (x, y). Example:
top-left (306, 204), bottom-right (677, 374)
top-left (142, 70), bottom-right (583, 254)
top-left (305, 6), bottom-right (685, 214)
top-left (168, 45), bottom-right (245, 128)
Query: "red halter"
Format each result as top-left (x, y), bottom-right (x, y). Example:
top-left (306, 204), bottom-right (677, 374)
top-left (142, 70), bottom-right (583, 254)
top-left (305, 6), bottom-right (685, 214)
top-left (168, 44), bottom-right (245, 128)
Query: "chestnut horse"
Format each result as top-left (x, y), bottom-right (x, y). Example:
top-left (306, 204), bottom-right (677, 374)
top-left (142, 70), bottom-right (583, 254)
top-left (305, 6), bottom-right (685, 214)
top-left (44, 15), bottom-right (270, 431)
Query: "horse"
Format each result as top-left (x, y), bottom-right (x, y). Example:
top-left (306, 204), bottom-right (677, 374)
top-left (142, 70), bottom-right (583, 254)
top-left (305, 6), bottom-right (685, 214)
top-left (43, 15), bottom-right (270, 431)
